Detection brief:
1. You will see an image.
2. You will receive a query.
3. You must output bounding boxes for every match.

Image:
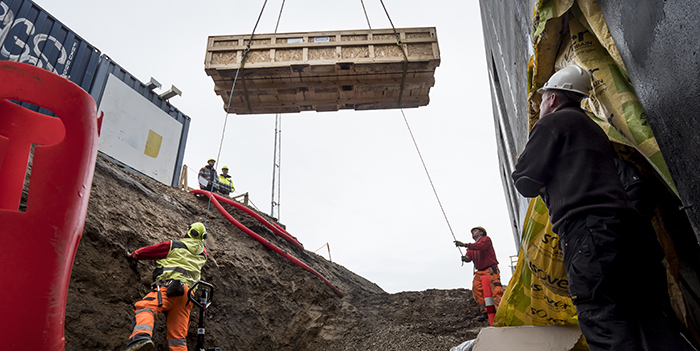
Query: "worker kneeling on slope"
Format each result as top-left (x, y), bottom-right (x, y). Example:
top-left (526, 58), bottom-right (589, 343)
top-left (125, 222), bottom-right (209, 351)
top-left (454, 226), bottom-right (504, 321)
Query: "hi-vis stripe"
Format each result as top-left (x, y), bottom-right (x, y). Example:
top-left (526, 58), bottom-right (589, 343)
top-left (162, 266), bottom-right (193, 278)
top-left (133, 324), bottom-right (153, 332)
top-left (168, 338), bottom-right (187, 346)
top-left (135, 308), bottom-right (155, 317)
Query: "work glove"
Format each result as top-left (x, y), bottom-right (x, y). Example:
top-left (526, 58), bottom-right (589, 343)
top-left (454, 240), bottom-right (466, 247)
top-left (126, 252), bottom-right (138, 271)
top-left (461, 255), bottom-right (472, 263)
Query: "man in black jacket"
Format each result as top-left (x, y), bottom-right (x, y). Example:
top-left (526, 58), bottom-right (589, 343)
top-left (198, 158), bottom-right (217, 191)
top-left (512, 65), bottom-right (690, 350)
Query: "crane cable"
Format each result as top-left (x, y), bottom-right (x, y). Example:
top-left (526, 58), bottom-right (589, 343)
top-left (203, 0), bottom-right (270, 227)
top-left (360, 0), bottom-right (372, 30)
top-left (377, 0), bottom-right (463, 257)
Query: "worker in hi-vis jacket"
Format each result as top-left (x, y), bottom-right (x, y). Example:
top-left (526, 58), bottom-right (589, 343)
top-left (216, 165), bottom-right (234, 195)
top-left (125, 223), bottom-right (208, 351)
top-left (454, 226), bottom-right (504, 321)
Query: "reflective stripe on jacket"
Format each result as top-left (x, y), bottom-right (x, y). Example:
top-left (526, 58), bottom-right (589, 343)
top-left (153, 238), bottom-right (207, 287)
top-left (218, 174), bottom-right (234, 193)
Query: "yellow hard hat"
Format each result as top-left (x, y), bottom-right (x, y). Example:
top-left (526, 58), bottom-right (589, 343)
top-left (188, 222), bottom-right (208, 240)
top-left (221, 166), bottom-right (229, 170)
top-left (471, 226), bottom-right (487, 235)
top-left (207, 158), bottom-right (216, 163)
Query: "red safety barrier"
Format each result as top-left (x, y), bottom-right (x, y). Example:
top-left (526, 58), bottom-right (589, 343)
top-left (481, 275), bottom-right (496, 326)
top-left (0, 61), bottom-right (101, 349)
top-left (207, 191), bottom-right (303, 250)
top-left (191, 190), bottom-right (343, 297)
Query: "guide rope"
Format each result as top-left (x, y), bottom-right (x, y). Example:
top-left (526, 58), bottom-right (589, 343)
top-left (400, 109), bottom-right (463, 256)
top-left (378, 0), bottom-right (463, 256)
top-left (203, 0), bottom-right (269, 227)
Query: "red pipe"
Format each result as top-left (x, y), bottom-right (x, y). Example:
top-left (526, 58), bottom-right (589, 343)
top-left (191, 190), bottom-right (343, 297)
top-left (207, 191), bottom-right (303, 250)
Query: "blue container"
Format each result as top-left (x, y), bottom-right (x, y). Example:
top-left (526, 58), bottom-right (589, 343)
top-left (0, 0), bottom-right (101, 92)
top-left (1, 0), bottom-right (190, 188)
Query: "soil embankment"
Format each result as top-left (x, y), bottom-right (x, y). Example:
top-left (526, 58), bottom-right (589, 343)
top-left (65, 156), bottom-right (487, 350)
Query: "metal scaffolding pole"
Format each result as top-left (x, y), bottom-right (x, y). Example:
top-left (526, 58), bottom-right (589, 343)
top-left (271, 113), bottom-right (282, 219)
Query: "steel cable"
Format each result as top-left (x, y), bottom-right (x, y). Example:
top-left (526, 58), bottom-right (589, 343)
top-left (203, 0), bottom-right (269, 227)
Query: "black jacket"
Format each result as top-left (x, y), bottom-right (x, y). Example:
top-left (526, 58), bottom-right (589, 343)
top-left (199, 165), bottom-right (217, 190)
top-left (511, 103), bottom-right (634, 232)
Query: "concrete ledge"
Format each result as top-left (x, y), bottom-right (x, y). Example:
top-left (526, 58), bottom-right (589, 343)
top-left (473, 325), bottom-right (582, 351)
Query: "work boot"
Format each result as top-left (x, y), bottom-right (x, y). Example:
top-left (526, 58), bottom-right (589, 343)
top-left (476, 311), bottom-right (488, 321)
top-left (125, 338), bottom-right (154, 351)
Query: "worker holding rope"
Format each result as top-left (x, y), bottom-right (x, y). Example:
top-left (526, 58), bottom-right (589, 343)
top-left (454, 226), bottom-right (504, 321)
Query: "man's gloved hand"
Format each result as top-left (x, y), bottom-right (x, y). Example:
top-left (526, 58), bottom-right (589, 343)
top-left (461, 255), bottom-right (472, 263)
top-left (454, 240), bottom-right (466, 247)
top-left (126, 251), bottom-right (138, 270)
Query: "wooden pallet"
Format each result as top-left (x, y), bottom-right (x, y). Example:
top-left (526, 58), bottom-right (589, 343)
top-left (205, 27), bottom-right (440, 114)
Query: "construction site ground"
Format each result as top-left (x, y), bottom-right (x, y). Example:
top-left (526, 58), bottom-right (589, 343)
top-left (65, 155), bottom-right (488, 350)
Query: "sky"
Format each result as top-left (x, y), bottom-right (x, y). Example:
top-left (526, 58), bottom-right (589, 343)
top-left (36, 0), bottom-right (519, 293)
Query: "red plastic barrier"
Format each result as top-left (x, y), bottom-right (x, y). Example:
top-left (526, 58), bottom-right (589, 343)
top-left (208, 191), bottom-right (303, 249)
top-left (0, 61), bottom-right (100, 349)
top-left (191, 190), bottom-right (343, 297)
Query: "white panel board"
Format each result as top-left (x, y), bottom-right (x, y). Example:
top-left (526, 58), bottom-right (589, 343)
top-left (97, 74), bottom-right (183, 184)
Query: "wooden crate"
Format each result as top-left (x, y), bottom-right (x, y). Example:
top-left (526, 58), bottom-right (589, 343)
top-left (205, 27), bottom-right (440, 114)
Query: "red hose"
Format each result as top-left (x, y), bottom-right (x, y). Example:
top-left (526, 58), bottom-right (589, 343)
top-left (208, 192), bottom-right (303, 250)
top-left (191, 190), bottom-right (343, 297)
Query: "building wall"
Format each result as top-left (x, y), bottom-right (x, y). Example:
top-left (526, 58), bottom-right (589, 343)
top-left (597, 0), bottom-right (700, 243)
top-left (478, 0), bottom-right (537, 249)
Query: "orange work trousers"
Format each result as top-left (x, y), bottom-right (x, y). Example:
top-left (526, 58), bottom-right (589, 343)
top-left (128, 284), bottom-right (192, 351)
top-left (472, 266), bottom-right (504, 311)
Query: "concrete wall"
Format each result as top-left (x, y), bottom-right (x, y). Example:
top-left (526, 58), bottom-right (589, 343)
top-left (478, 0), bottom-right (537, 248)
top-left (597, 0), bottom-right (700, 244)
top-left (480, 0), bottom-right (700, 339)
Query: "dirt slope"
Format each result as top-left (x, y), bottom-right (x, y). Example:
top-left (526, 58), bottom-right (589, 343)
top-left (65, 155), bottom-right (486, 350)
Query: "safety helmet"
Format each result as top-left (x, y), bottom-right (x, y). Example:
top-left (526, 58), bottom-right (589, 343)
top-left (207, 158), bottom-right (216, 163)
top-left (187, 222), bottom-right (208, 240)
top-left (221, 166), bottom-right (229, 170)
top-left (537, 65), bottom-right (592, 96)
top-left (471, 226), bottom-right (487, 236)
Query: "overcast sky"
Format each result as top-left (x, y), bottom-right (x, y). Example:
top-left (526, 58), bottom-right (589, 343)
top-left (37, 0), bottom-right (518, 293)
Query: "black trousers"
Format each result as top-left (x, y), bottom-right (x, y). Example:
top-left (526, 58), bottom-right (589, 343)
top-left (558, 210), bottom-right (691, 351)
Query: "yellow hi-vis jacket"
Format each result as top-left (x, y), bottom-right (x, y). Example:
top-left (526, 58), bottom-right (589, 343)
top-left (153, 238), bottom-right (207, 287)
top-left (218, 174), bottom-right (234, 193)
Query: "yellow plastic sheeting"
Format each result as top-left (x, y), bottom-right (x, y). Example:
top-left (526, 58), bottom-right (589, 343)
top-left (494, 197), bottom-right (577, 327)
top-left (494, 198), bottom-right (588, 349)
top-left (527, 0), bottom-right (677, 196)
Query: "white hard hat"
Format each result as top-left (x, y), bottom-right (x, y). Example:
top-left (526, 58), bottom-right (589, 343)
top-left (537, 65), bottom-right (592, 96)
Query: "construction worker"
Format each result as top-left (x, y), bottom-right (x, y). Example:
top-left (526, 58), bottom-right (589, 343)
top-left (512, 65), bottom-right (692, 350)
top-left (124, 223), bottom-right (209, 351)
top-left (198, 158), bottom-right (217, 191)
top-left (454, 226), bottom-right (503, 321)
top-left (216, 165), bottom-right (234, 196)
